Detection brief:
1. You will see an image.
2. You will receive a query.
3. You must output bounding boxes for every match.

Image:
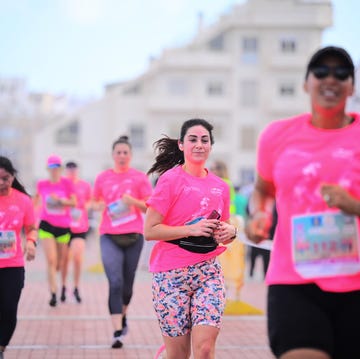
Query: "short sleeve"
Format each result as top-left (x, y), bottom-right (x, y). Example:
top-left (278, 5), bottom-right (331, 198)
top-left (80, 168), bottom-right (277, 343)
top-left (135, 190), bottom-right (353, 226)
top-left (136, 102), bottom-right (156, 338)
top-left (257, 123), bottom-right (275, 181)
top-left (146, 173), bottom-right (172, 216)
top-left (23, 195), bottom-right (36, 226)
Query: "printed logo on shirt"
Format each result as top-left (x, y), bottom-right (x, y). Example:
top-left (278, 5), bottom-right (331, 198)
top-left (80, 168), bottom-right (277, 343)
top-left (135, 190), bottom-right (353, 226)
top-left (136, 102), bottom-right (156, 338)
top-left (210, 187), bottom-right (223, 196)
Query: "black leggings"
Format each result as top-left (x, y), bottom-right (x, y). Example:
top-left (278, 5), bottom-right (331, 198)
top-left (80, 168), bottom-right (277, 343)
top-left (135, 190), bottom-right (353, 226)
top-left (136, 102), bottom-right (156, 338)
top-left (100, 234), bottom-right (144, 314)
top-left (0, 267), bottom-right (24, 347)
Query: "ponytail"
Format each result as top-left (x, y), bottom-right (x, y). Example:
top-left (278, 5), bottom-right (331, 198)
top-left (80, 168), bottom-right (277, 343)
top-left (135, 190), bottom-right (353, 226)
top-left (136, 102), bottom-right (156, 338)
top-left (147, 136), bottom-right (184, 176)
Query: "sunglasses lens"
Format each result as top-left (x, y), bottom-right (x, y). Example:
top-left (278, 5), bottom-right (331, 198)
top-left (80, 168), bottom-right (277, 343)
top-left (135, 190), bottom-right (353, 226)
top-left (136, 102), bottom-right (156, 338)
top-left (311, 66), bottom-right (351, 81)
top-left (334, 67), bottom-right (351, 81)
top-left (311, 66), bottom-right (329, 79)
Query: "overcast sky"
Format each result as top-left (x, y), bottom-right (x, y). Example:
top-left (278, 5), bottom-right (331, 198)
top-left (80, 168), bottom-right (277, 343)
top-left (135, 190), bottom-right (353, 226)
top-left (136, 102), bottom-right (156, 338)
top-left (0, 0), bottom-right (358, 98)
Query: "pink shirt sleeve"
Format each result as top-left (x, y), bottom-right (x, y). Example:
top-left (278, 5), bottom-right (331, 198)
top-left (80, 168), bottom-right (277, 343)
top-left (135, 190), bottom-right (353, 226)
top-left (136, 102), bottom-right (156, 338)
top-left (0, 190), bottom-right (36, 268)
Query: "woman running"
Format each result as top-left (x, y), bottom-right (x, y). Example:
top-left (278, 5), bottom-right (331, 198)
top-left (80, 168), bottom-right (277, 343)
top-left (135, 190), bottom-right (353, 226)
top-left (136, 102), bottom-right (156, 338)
top-left (0, 156), bottom-right (37, 358)
top-left (33, 154), bottom-right (76, 307)
top-left (145, 119), bottom-right (237, 359)
top-left (93, 135), bottom-right (152, 349)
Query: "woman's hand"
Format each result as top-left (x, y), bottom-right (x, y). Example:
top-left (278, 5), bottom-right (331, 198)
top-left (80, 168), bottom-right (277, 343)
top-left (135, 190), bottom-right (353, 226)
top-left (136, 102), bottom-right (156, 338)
top-left (245, 211), bottom-right (272, 244)
top-left (92, 199), bottom-right (106, 211)
top-left (122, 193), bottom-right (148, 212)
top-left (320, 184), bottom-right (360, 215)
top-left (187, 218), bottom-right (219, 238)
top-left (122, 193), bottom-right (134, 206)
top-left (24, 241), bottom-right (36, 261)
top-left (213, 222), bottom-right (237, 244)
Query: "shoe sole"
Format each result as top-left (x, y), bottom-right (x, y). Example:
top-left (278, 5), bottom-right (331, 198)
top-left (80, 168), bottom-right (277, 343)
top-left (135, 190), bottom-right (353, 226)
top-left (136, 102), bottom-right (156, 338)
top-left (111, 340), bottom-right (123, 349)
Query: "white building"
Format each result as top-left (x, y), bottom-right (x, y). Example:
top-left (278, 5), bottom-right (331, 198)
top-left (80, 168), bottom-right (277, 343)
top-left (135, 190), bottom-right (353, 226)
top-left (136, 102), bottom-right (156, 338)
top-left (32, 0), bottom-right (332, 187)
top-left (0, 76), bottom-right (89, 190)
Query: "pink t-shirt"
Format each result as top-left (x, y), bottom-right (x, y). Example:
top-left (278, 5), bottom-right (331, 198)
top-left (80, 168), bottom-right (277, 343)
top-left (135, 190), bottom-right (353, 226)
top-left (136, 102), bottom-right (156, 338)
top-left (93, 168), bottom-right (152, 235)
top-left (69, 179), bottom-right (92, 233)
top-left (258, 112), bottom-right (360, 292)
top-left (0, 189), bottom-right (35, 268)
top-left (36, 177), bottom-right (75, 228)
top-left (146, 165), bottom-right (230, 272)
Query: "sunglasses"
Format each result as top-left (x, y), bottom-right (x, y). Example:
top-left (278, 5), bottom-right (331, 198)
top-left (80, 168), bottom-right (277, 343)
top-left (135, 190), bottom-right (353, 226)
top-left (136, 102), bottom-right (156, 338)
top-left (310, 65), bottom-right (352, 81)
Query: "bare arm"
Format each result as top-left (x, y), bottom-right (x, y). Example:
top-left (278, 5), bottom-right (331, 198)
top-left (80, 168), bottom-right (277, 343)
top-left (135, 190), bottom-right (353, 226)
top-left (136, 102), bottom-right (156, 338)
top-left (213, 219), bottom-right (238, 245)
top-left (32, 193), bottom-right (41, 209)
top-left (144, 207), bottom-right (218, 241)
top-left (24, 224), bottom-right (37, 261)
top-left (61, 194), bottom-right (76, 207)
top-left (245, 175), bottom-right (275, 243)
top-left (122, 193), bottom-right (148, 213)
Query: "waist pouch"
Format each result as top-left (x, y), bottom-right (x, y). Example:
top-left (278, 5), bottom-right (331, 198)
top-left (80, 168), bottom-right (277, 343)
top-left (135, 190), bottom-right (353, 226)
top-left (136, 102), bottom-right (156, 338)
top-left (106, 233), bottom-right (141, 248)
top-left (167, 236), bottom-right (218, 253)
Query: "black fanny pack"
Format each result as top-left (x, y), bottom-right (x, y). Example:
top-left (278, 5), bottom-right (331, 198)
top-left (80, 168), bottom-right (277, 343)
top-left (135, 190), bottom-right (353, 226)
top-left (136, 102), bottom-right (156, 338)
top-left (167, 236), bottom-right (218, 254)
top-left (106, 233), bottom-right (141, 248)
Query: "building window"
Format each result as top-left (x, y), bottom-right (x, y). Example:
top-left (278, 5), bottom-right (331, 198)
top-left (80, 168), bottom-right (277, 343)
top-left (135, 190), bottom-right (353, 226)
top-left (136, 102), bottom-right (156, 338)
top-left (241, 37), bottom-right (258, 64)
top-left (212, 120), bottom-right (226, 141)
top-left (208, 33), bottom-right (224, 51)
top-left (279, 83), bottom-right (295, 96)
top-left (123, 84), bottom-right (141, 95)
top-left (239, 125), bottom-right (256, 151)
top-left (129, 125), bottom-right (145, 149)
top-left (240, 80), bottom-right (258, 107)
top-left (168, 78), bottom-right (188, 95)
top-left (280, 38), bottom-right (296, 53)
top-left (207, 81), bottom-right (224, 96)
top-left (55, 120), bottom-right (79, 145)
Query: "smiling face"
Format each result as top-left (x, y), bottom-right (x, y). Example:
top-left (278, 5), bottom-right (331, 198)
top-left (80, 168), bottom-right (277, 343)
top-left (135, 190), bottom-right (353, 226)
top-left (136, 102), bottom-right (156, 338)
top-left (112, 142), bottom-right (132, 170)
top-left (0, 168), bottom-right (14, 196)
top-left (179, 125), bottom-right (212, 165)
top-left (304, 56), bottom-right (354, 114)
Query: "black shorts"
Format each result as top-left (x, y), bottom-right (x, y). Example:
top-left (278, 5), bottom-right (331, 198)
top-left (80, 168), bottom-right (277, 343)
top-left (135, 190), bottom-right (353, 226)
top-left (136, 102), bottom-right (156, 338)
top-left (268, 283), bottom-right (360, 358)
top-left (69, 231), bottom-right (87, 241)
top-left (38, 220), bottom-right (70, 243)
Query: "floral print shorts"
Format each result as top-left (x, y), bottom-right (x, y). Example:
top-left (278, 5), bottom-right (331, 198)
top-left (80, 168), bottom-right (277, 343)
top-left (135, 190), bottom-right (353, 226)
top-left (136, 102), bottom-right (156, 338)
top-left (152, 258), bottom-right (225, 337)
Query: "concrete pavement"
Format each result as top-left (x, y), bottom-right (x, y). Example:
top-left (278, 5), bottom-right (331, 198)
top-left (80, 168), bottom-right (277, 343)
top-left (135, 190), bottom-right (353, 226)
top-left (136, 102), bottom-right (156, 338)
top-left (5, 236), bottom-right (274, 358)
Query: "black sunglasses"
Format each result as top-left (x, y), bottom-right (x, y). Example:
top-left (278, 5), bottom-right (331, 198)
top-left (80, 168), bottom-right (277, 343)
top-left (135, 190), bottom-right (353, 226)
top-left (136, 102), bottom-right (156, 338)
top-left (310, 65), bottom-right (352, 81)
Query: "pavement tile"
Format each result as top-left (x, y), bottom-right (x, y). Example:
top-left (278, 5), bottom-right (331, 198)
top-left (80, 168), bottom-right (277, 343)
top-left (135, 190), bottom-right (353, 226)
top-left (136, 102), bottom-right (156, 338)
top-left (5, 236), bottom-right (274, 358)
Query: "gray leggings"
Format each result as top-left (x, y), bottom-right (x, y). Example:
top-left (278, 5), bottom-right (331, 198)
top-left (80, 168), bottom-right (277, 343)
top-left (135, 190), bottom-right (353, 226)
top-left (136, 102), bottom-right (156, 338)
top-left (100, 234), bottom-right (144, 314)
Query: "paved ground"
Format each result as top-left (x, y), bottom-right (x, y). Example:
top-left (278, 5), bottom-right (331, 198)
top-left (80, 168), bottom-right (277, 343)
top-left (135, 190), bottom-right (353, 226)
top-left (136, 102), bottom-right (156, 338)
top-left (5, 235), bottom-right (274, 359)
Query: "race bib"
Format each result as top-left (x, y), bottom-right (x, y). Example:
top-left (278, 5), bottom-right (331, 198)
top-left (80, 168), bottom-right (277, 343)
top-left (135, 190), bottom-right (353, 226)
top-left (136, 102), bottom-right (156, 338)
top-left (107, 199), bottom-right (136, 226)
top-left (292, 211), bottom-right (360, 278)
top-left (0, 230), bottom-right (17, 259)
top-left (70, 208), bottom-right (83, 227)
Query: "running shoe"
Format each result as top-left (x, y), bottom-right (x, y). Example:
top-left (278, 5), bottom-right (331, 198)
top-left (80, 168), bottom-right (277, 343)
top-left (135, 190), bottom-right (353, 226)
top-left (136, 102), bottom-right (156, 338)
top-left (111, 330), bottom-right (123, 349)
top-left (122, 315), bottom-right (128, 335)
top-left (49, 293), bottom-right (57, 307)
top-left (60, 286), bottom-right (66, 302)
top-left (73, 288), bottom-right (82, 303)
